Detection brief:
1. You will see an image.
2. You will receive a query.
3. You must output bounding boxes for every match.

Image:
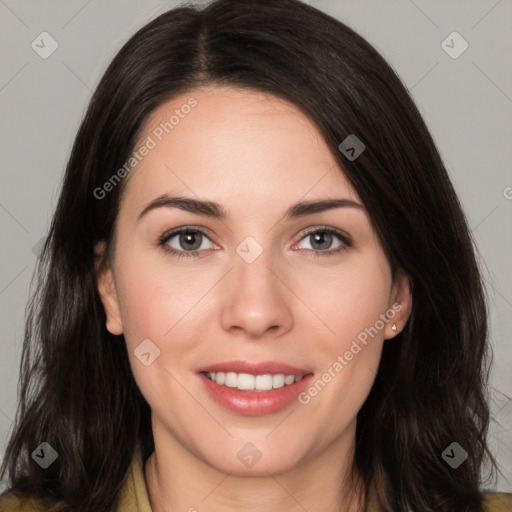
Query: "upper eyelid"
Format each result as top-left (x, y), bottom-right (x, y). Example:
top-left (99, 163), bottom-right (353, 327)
top-left (298, 225), bottom-right (351, 241)
top-left (160, 225), bottom-right (213, 237)
top-left (159, 226), bottom-right (217, 249)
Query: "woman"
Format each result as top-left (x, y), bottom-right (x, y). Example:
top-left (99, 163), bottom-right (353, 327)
top-left (1, 0), bottom-right (510, 511)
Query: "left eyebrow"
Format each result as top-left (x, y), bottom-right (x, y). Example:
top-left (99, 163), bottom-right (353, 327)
top-left (137, 194), bottom-right (364, 222)
top-left (284, 198), bottom-right (364, 218)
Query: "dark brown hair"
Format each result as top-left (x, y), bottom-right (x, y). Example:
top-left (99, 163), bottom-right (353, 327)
top-left (0, 0), bottom-right (497, 510)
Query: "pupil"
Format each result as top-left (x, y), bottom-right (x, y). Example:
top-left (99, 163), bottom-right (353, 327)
top-left (180, 232), bottom-right (201, 251)
top-left (312, 232), bottom-right (331, 250)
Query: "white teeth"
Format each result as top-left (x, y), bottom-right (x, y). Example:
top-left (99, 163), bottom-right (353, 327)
top-left (237, 373), bottom-right (255, 390)
top-left (224, 372), bottom-right (238, 388)
top-left (206, 371), bottom-right (304, 391)
top-left (284, 375), bottom-right (295, 385)
top-left (272, 374), bottom-right (285, 389)
top-left (255, 374), bottom-right (273, 391)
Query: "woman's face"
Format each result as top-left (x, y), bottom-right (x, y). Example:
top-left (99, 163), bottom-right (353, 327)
top-left (97, 85), bottom-right (411, 476)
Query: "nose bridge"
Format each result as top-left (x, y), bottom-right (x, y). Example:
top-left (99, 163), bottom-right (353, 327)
top-left (232, 236), bottom-right (280, 305)
top-left (220, 235), bottom-right (293, 337)
top-left (234, 242), bottom-right (275, 291)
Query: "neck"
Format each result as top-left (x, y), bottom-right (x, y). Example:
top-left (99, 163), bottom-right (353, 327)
top-left (144, 419), bottom-right (366, 512)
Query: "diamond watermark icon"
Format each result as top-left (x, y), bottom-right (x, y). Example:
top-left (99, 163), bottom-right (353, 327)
top-left (31, 442), bottom-right (58, 469)
top-left (338, 134), bottom-right (365, 161)
top-left (32, 237), bottom-right (46, 257)
top-left (237, 442), bottom-right (262, 468)
top-left (441, 32), bottom-right (468, 59)
top-left (31, 32), bottom-right (59, 59)
top-left (236, 236), bottom-right (263, 263)
top-left (441, 441), bottom-right (468, 468)
top-left (134, 338), bottom-right (161, 366)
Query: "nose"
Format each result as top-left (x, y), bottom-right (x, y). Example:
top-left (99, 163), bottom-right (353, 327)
top-left (220, 248), bottom-right (293, 339)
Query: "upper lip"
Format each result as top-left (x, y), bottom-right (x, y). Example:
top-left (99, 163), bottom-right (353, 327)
top-left (197, 360), bottom-right (312, 376)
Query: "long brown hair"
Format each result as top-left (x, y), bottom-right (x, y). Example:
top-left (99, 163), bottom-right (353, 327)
top-left (0, 0), bottom-right (497, 510)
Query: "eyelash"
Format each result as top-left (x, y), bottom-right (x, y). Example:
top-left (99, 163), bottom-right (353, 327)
top-left (158, 226), bottom-right (352, 260)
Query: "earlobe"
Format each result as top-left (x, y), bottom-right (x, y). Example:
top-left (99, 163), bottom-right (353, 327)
top-left (385, 270), bottom-right (412, 340)
top-left (94, 241), bottom-right (124, 335)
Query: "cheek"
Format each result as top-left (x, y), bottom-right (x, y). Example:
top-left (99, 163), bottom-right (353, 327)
top-left (114, 247), bottom-right (214, 342)
top-left (113, 250), bottom-right (203, 406)
top-left (292, 252), bottom-right (391, 412)
top-left (113, 247), bottom-right (223, 405)
top-left (295, 254), bottom-right (392, 348)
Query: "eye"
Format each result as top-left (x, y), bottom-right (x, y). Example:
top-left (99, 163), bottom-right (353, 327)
top-left (159, 227), bottom-right (216, 259)
top-left (294, 227), bottom-right (351, 257)
top-left (158, 226), bottom-right (351, 260)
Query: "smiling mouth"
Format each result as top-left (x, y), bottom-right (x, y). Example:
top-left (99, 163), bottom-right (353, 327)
top-left (201, 371), bottom-right (310, 392)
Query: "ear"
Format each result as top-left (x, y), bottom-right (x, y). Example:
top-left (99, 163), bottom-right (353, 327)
top-left (94, 241), bottom-right (123, 335)
top-left (384, 269), bottom-right (412, 340)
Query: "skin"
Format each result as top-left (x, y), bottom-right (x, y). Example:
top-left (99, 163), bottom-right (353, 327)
top-left (96, 85), bottom-right (412, 512)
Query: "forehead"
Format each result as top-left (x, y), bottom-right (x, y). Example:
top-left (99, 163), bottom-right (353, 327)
top-left (121, 85), bottom-right (360, 212)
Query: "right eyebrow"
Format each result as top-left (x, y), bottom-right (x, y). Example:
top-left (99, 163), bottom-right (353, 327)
top-left (138, 195), bottom-right (228, 221)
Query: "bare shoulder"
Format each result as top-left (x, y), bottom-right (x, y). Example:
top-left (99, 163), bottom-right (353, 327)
top-left (483, 492), bottom-right (512, 512)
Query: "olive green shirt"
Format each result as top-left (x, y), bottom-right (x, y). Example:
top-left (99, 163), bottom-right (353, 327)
top-left (1, 451), bottom-right (511, 511)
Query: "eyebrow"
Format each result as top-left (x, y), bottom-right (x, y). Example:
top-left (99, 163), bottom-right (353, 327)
top-left (137, 194), bottom-right (364, 221)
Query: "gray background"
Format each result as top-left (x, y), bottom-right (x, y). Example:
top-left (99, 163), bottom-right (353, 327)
top-left (1, 0), bottom-right (511, 493)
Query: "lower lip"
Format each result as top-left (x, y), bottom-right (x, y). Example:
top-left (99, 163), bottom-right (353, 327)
top-left (198, 373), bottom-right (314, 416)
